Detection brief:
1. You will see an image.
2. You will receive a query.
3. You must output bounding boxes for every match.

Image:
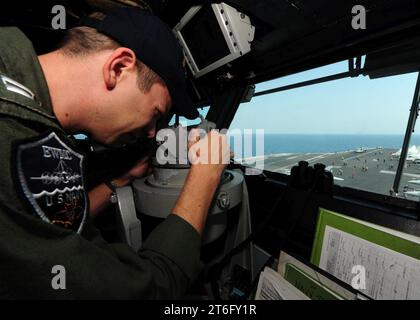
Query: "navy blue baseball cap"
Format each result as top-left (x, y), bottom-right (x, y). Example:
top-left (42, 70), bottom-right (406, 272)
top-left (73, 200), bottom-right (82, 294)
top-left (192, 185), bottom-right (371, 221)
top-left (81, 7), bottom-right (199, 120)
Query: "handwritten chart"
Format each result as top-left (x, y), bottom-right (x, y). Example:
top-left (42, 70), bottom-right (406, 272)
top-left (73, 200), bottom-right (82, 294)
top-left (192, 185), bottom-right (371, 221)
top-left (319, 226), bottom-right (420, 300)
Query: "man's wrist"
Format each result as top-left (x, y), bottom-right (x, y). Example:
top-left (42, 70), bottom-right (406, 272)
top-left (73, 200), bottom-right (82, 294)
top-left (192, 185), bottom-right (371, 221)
top-left (111, 176), bottom-right (133, 188)
top-left (104, 180), bottom-right (118, 204)
top-left (189, 166), bottom-right (222, 186)
top-left (104, 180), bottom-right (118, 192)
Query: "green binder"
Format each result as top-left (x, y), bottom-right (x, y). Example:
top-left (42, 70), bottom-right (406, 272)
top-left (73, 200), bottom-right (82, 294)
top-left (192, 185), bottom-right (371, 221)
top-left (284, 263), bottom-right (343, 300)
top-left (310, 208), bottom-right (420, 300)
top-left (311, 208), bottom-right (420, 266)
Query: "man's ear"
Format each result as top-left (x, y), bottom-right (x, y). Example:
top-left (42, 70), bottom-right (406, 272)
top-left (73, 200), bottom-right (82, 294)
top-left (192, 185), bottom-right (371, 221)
top-left (103, 47), bottom-right (137, 90)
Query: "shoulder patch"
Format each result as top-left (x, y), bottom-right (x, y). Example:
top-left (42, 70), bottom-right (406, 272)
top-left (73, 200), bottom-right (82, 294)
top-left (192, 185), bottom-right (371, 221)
top-left (14, 131), bottom-right (87, 233)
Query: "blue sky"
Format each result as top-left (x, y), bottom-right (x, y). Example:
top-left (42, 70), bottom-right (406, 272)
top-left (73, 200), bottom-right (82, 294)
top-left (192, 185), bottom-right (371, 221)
top-left (230, 61), bottom-right (419, 134)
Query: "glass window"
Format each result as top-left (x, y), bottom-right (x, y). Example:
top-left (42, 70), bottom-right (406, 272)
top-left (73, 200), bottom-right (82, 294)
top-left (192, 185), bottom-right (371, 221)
top-left (168, 106), bottom-right (210, 126)
top-left (398, 114), bottom-right (420, 202)
top-left (229, 61), bottom-right (418, 198)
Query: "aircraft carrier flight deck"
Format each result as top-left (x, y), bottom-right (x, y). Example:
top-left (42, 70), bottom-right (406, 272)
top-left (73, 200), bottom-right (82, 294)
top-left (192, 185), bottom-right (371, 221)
top-left (246, 147), bottom-right (420, 199)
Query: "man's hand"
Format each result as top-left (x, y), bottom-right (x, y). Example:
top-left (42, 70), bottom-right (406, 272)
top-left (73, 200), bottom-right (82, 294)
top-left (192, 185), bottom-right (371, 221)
top-left (113, 152), bottom-right (151, 187)
top-left (188, 128), bottom-right (230, 175)
top-left (89, 152), bottom-right (151, 217)
top-left (172, 129), bottom-right (230, 234)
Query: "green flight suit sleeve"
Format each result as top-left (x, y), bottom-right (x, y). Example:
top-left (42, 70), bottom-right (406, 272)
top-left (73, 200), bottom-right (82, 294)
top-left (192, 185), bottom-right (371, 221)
top-left (0, 116), bottom-right (203, 299)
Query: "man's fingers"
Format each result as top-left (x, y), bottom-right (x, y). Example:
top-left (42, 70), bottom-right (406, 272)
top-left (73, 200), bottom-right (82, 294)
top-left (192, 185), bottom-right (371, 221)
top-left (136, 154), bottom-right (151, 166)
top-left (187, 129), bottom-right (231, 165)
top-left (188, 144), bottom-right (200, 164)
top-left (187, 129), bottom-right (201, 150)
top-left (188, 128), bottom-right (201, 142)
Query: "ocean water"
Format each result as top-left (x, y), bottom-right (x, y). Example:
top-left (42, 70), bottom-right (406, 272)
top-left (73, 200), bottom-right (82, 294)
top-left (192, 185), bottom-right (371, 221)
top-left (230, 134), bottom-right (420, 155)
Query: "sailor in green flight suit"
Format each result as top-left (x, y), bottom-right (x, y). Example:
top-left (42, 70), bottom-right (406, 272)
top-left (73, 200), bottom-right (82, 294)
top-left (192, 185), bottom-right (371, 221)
top-left (0, 7), bottom-right (229, 298)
